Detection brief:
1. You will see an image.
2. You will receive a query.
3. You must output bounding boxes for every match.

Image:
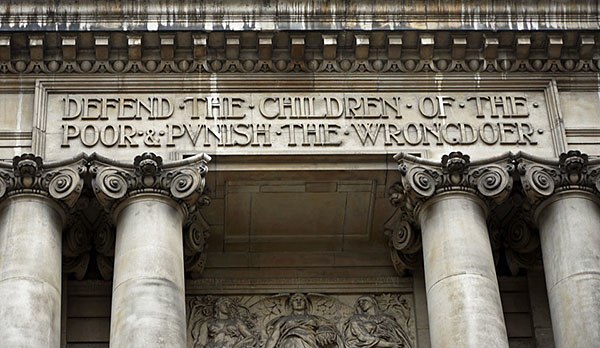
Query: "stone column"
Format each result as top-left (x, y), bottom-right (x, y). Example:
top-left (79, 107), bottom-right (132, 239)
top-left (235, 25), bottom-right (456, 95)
top-left (519, 151), bottom-right (600, 348)
top-left (0, 154), bottom-right (85, 347)
top-left (91, 152), bottom-right (210, 347)
top-left (395, 152), bottom-right (513, 348)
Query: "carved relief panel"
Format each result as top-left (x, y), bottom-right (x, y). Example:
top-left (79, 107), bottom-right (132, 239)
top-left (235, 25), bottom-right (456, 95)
top-left (187, 293), bottom-right (415, 348)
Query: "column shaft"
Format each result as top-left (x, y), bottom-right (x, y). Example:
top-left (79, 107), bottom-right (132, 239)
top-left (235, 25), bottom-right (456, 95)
top-left (110, 194), bottom-right (186, 347)
top-left (419, 192), bottom-right (508, 348)
top-left (0, 195), bottom-right (64, 347)
top-left (536, 191), bottom-right (600, 348)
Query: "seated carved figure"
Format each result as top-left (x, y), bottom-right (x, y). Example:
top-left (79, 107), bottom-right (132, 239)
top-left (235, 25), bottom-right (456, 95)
top-left (343, 296), bottom-right (412, 348)
top-left (194, 298), bottom-right (257, 348)
top-left (264, 293), bottom-right (342, 348)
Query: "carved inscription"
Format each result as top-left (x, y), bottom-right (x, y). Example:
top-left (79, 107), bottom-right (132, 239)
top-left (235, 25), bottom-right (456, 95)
top-left (40, 91), bottom-right (555, 159)
top-left (187, 293), bottom-right (415, 348)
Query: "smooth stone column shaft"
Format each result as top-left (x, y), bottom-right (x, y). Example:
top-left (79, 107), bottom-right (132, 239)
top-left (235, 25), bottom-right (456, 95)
top-left (110, 194), bottom-right (186, 347)
top-left (419, 192), bottom-right (508, 348)
top-left (0, 194), bottom-right (64, 347)
top-left (536, 191), bottom-right (600, 348)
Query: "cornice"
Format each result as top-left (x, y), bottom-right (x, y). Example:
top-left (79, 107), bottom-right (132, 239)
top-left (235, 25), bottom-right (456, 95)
top-left (0, 1), bottom-right (598, 31)
top-left (0, 30), bottom-right (598, 74)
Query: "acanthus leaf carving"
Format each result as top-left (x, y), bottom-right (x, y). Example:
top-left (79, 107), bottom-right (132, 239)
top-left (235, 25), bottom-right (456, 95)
top-left (395, 151), bottom-right (515, 214)
top-left (62, 213), bottom-right (93, 280)
top-left (384, 189), bottom-right (423, 276)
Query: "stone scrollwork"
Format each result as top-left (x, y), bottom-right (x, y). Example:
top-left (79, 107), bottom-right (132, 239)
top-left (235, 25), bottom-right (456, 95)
top-left (63, 214), bottom-right (92, 280)
top-left (89, 152), bottom-right (211, 276)
top-left (384, 187), bottom-right (422, 276)
top-left (0, 153), bottom-right (87, 211)
top-left (184, 210), bottom-right (210, 276)
top-left (90, 152), bottom-right (211, 215)
top-left (518, 150), bottom-right (600, 209)
top-left (386, 152), bottom-right (514, 275)
top-left (187, 293), bottom-right (415, 348)
top-left (395, 151), bottom-right (515, 214)
top-left (344, 295), bottom-right (413, 348)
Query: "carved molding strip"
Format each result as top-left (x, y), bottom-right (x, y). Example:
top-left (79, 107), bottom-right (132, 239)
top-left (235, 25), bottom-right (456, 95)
top-left (186, 277), bottom-right (413, 295)
top-left (0, 30), bottom-right (598, 74)
top-left (387, 150), bottom-right (600, 276)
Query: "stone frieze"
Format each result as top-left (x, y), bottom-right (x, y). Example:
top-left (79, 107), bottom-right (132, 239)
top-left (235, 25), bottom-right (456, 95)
top-left (187, 292), bottom-right (415, 348)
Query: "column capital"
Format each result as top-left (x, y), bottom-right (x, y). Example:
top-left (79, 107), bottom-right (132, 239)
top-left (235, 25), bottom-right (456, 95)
top-left (394, 151), bottom-right (515, 220)
top-left (517, 150), bottom-right (600, 215)
top-left (90, 152), bottom-right (211, 218)
top-left (0, 153), bottom-right (86, 212)
top-left (386, 151), bottom-right (514, 275)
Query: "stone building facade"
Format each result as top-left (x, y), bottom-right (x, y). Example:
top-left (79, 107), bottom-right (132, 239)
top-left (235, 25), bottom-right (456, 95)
top-left (0, 1), bottom-right (598, 347)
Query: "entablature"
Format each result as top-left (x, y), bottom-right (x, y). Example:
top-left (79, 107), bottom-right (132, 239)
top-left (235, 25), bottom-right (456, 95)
top-left (0, 30), bottom-right (598, 74)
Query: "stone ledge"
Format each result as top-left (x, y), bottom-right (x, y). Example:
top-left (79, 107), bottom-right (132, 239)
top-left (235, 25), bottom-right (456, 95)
top-left (0, 0), bottom-right (598, 31)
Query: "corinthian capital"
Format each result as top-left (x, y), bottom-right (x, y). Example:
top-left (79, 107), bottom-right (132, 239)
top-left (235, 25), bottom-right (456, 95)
top-left (0, 153), bottom-right (86, 209)
top-left (89, 152), bottom-right (211, 216)
top-left (517, 150), bottom-right (600, 208)
top-left (394, 151), bottom-right (515, 218)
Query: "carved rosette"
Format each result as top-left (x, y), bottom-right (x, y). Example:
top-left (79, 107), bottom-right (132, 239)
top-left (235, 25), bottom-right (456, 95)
top-left (0, 153), bottom-right (86, 212)
top-left (395, 151), bottom-right (515, 217)
top-left (518, 150), bottom-right (600, 210)
top-left (90, 152), bottom-right (211, 216)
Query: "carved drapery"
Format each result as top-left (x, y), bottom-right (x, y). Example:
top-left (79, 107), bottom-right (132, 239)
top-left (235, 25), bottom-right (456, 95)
top-left (186, 293), bottom-right (415, 348)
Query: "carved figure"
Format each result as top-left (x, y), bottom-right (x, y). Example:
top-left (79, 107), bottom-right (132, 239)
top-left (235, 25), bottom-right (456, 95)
top-left (343, 296), bottom-right (412, 348)
top-left (264, 293), bottom-right (343, 348)
top-left (193, 298), bottom-right (257, 348)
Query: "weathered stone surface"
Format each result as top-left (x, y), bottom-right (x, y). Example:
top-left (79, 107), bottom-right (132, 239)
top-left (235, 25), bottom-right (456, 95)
top-left (186, 292), bottom-right (416, 348)
top-left (0, 154), bottom-right (85, 347)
